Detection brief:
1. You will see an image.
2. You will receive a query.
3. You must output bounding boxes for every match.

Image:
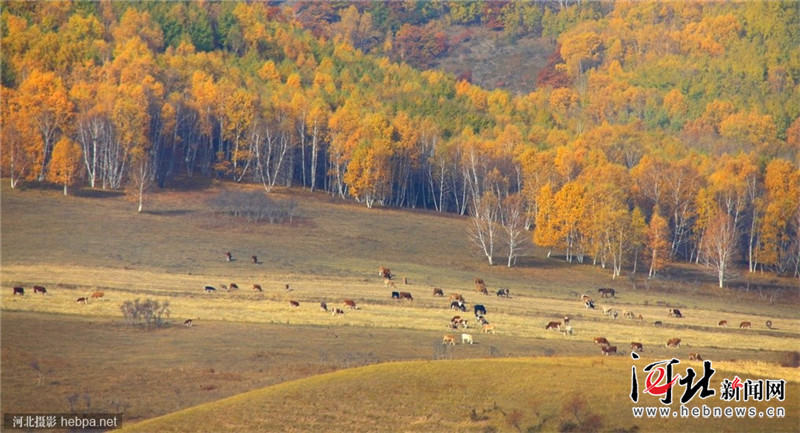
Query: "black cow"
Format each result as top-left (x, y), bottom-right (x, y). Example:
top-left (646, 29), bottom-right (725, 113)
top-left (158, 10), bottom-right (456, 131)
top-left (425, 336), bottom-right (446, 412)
top-left (204, 286), bottom-right (216, 293)
top-left (474, 304), bottom-right (487, 316)
top-left (496, 288), bottom-right (510, 297)
top-left (391, 291), bottom-right (400, 299)
top-left (13, 287), bottom-right (24, 296)
top-left (450, 301), bottom-right (466, 312)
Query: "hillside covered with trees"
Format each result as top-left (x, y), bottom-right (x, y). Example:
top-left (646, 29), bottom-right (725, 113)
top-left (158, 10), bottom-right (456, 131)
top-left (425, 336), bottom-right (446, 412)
top-left (2, 1), bottom-right (799, 282)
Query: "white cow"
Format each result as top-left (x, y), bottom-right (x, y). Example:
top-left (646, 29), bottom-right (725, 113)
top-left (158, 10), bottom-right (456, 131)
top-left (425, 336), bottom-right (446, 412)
top-left (461, 333), bottom-right (474, 345)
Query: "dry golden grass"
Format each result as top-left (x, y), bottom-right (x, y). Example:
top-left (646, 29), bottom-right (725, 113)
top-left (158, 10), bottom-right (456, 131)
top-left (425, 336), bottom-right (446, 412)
top-left (2, 182), bottom-right (799, 431)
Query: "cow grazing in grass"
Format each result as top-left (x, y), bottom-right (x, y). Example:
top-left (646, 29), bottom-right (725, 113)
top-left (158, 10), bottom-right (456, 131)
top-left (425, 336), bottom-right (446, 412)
top-left (384, 278), bottom-right (396, 289)
top-left (462, 333), bottom-right (474, 344)
top-left (184, 319), bottom-right (194, 327)
top-left (204, 286), bottom-right (216, 293)
top-left (225, 252), bottom-right (232, 262)
top-left (289, 300), bottom-right (300, 308)
top-left (320, 302), bottom-right (328, 312)
top-left (398, 292), bottom-right (413, 300)
top-left (251, 255), bottom-right (258, 264)
top-left (33, 286), bottom-right (47, 294)
top-left (76, 297), bottom-right (88, 304)
top-left (229, 283), bottom-right (239, 290)
top-left (718, 320), bottom-right (728, 327)
top-left (545, 321), bottom-right (561, 330)
top-left (450, 301), bottom-right (466, 312)
top-left (637, 314), bottom-right (643, 321)
top-left (91, 291), bottom-right (104, 300)
top-left (477, 286), bottom-right (489, 295)
top-left (12, 287), bottom-right (24, 296)
top-left (451, 316), bottom-right (468, 329)
top-left (496, 288), bottom-right (510, 298)
top-left (343, 299), bottom-right (358, 309)
top-left (667, 308), bottom-right (683, 318)
top-left (561, 326), bottom-right (574, 337)
top-left (379, 267), bottom-right (392, 279)
top-left (631, 342), bottom-right (643, 352)
top-left (623, 310), bottom-right (634, 319)
top-left (442, 334), bottom-right (456, 345)
top-left (449, 293), bottom-right (464, 302)
top-left (391, 291), bottom-right (400, 299)
top-left (666, 338), bottom-right (681, 348)
top-left (584, 300), bottom-right (595, 309)
top-left (285, 284), bottom-right (291, 291)
top-left (597, 288), bottom-right (616, 298)
top-left (474, 304), bottom-right (486, 316)
top-left (580, 294), bottom-right (592, 303)
top-left (432, 288), bottom-right (444, 297)
top-left (601, 345), bottom-right (618, 356)
top-left (593, 337), bottom-right (610, 346)
top-left (766, 320), bottom-right (774, 329)
top-left (474, 277), bottom-right (485, 287)
top-left (563, 316), bottom-right (570, 325)
top-left (253, 284), bottom-right (263, 292)
top-left (482, 323), bottom-right (496, 334)
top-left (476, 315), bottom-right (489, 325)
top-left (739, 321), bottom-right (751, 328)
top-left (602, 306), bottom-right (614, 316)
top-left (689, 353), bottom-right (703, 361)
top-left (654, 320), bottom-right (663, 326)
top-left (220, 284), bottom-right (229, 292)
top-left (332, 308), bottom-right (344, 316)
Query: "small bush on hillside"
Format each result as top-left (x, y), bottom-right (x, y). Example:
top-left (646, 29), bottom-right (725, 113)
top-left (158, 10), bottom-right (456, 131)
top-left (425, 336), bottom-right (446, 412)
top-left (209, 190), bottom-right (297, 224)
top-left (559, 394), bottom-right (603, 433)
top-left (120, 298), bottom-right (170, 330)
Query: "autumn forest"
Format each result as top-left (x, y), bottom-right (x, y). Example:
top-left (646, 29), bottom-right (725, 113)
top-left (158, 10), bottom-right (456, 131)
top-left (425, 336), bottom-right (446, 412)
top-left (1, 1), bottom-right (799, 285)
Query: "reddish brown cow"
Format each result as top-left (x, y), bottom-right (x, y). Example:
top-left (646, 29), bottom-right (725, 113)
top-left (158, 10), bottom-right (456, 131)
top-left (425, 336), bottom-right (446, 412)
top-left (90, 291), bottom-right (104, 300)
top-left (474, 278), bottom-right (485, 287)
top-left (442, 334), bottom-right (457, 345)
top-left (12, 287), bottom-right (24, 296)
top-left (343, 299), bottom-right (358, 309)
top-left (379, 267), bottom-right (392, 279)
top-left (432, 288), bottom-right (444, 297)
top-left (630, 342), bottom-right (643, 352)
top-left (225, 252), bottom-right (232, 262)
top-left (593, 337), bottom-right (610, 346)
top-left (253, 284), bottom-right (263, 292)
top-left (482, 324), bottom-right (496, 334)
top-left (449, 293), bottom-right (464, 302)
top-left (76, 297), bottom-right (88, 304)
top-left (601, 345), bottom-right (618, 356)
top-left (689, 353), bottom-right (703, 361)
top-left (739, 321), bottom-right (751, 329)
top-left (718, 320), bottom-right (728, 327)
top-left (289, 300), bottom-right (300, 308)
top-left (33, 286), bottom-right (47, 294)
top-left (545, 321), bottom-right (562, 330)
top-left (398, 291), bottom-right (413, 300)
top-left (229, 283), bottom-right (239, 290)
top-left (184, 319), bottom-right (194, 327)
top-left (251, 255), bottom-right (258, 264)
top-left (666, 338), bottom-right (681, 348)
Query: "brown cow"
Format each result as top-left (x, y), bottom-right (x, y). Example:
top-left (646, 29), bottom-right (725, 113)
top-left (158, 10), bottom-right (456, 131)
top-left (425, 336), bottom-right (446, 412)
top-left (477, 286), bottom-right (489, 295)
top-left (482, 323), bottom-right (496, 334)
top-left (432, 288), bottom-right (444, 297)
top-left (184, 319), bottom-right (194, 327)
top-left (593, 337), bottom-right (610, 346)
top-left (449, 293), bottom-right (464, 302)
top-left (474, 278), bottom-right (485, 287)
top-left (251, 255), bottom-right (258, 264)
top-left (398, 292), bottom-right (413, 300)
top-left (289, 300), bottom-right (300, 308)
top-left (666, 338), bottom-right (681, 348)
top-left (379, 267), bottom-right (392, 279)
top-left (331, 308), bottom-right (344, 316)
top-left (718, 320), bottom-right (728, 327)
top-left (581, 294), bottom-right (592, 303)
top-left (343, 299), bottom-right (358, 309)
top-left (33, 285), bottom-right (47, 294)
top-left (253, 284), bottom-right (263, 292)
top-left (229, 283), bottom-right (239, 290)
top-left (630, 342), bottom-right (643, 352)
top-left (545, 321), bottom-right (562, 330)
top-left (76, 297), bottom-right (88, 304)
top-left (12, 287), bottom-right (24, 296)
top-left (689, 353), bottom-right (703, 361)
top-left (442, 334), bottom-right (457, 345)
top-left (320, 302), bottom-right (328, 312)
top-left (601, 345), bottom-right (618, 356)
top-left (225, 252), bottom-right (232, 262)
top-left (637, 314), bottom-right (644, 321)
top-left (739, 321), bottom-right (751, 329)
top-left (90, 291), bottom-right (104, 300)
top-left (766, 320), bottom-right (774, 329)
top-left (384, 278), bottom-right (396, 289)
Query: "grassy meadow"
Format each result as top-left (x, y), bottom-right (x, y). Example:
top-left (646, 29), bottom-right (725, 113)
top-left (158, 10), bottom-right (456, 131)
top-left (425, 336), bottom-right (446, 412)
top-left (2, 182), bottom-right (799, 432)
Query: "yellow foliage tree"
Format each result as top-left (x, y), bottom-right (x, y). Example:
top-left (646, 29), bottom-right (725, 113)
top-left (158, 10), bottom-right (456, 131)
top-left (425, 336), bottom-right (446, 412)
top-left (47, 136), bottom-right (83, 195)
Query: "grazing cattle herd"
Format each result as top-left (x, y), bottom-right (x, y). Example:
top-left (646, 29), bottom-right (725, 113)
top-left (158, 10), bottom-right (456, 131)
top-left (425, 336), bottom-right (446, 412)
top-left (6, 259), bottom-right (778, 361)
